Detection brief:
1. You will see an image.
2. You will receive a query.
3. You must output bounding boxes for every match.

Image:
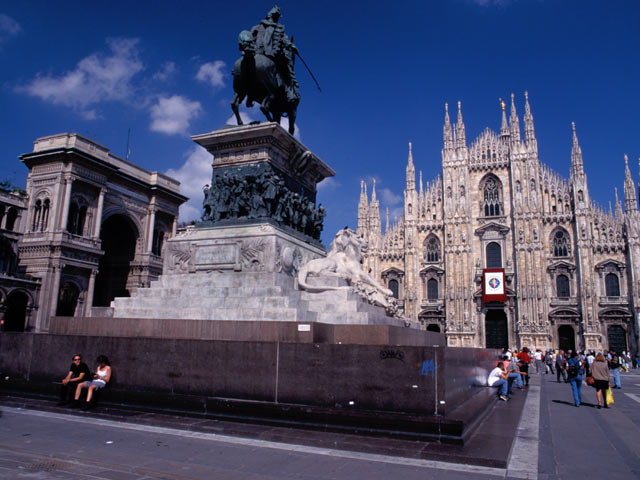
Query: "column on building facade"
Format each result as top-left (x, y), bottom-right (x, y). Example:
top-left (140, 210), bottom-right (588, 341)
top-left (94, 188), bottom-right (105, 237)
top-left (146, 206), bottom-right (157, 253)
top-left (59, 176), bottom-right (74, 232)
top-left (85, 268), bottom-right (98, 316)
top-left (46, 265), bottom-right (63, 332)
top-left (172, 216), bottom-right (178, 237)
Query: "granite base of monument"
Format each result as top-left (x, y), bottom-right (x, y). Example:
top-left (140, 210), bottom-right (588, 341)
top-left (0, 332), bottom-right (499, 446)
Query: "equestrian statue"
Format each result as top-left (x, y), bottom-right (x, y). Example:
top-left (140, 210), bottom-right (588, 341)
top-left (231, 6), bottom-right (319, 135)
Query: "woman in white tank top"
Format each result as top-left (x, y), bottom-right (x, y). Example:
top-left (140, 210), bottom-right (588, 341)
top-left (73, 355), bottom-right (111, 409)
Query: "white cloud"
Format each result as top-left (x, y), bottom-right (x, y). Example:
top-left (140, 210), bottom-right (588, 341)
top-left (196, 60), bottom-right (226, 88)
top-left (166, 146), bottom-right (212, 221)
top-left (149, 95), bottom-right (201, 135)
top-left (0, 14), bottom-right (21, 46)
top-left (225, 109), bottom-right (256, 126)
top-left (153, 61), bottom-right (176, 81)
top-left (379, 187), bottom-right (402, 206)
top-left (317, 177), bottom-right (339, 192)
top-left (21, 38), bottom-right (143, 118)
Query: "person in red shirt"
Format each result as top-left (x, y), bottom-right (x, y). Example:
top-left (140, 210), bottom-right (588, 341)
top-left (517, 347), bottom-right (531, 387)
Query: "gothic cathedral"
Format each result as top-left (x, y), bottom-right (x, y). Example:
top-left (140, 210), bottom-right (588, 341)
top-left (357, 93), bottom-right (640, 354)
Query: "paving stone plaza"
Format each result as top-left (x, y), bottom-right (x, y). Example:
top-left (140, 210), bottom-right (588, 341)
top-left (1, 370), bottom-right (640, 479)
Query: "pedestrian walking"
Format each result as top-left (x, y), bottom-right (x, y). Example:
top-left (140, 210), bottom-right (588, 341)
top-left (609, 353), bottom-right (622, 389)
top-left (566, 351), bottom-right (583, 407)
top-left (591, 353), bottom-right (610, 409)
top-left (534, 349), bottom-right (544, 374)
top-left (556, 350), bottom-right (567, 383)
top-left (544, 350), bottom-right (554, 374)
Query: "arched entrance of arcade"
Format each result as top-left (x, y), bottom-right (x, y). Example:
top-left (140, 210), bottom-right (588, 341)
top-left (3, 290), bottom-right (29, 331)
top-left (93, 214), bottom-right (138, 307)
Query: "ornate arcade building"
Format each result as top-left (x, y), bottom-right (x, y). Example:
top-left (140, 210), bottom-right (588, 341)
top-left (11, 133), bottom-right (187, 332)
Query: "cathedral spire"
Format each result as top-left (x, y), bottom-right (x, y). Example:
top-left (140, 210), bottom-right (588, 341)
top-left (455, 101), bottom-right (466, 149)
top-left (369, 178), bottom-right (381, 235)
top-left (357, 179), bottom-right (369, 236)
top-left (443, 103), bottom-right (453, 152)
top-left (406, 142), bottom-right (416, 190)
top-left (624, 154), bottom-right (637, 212)
top-left (571, 122), bottom-right (584, 177)
top-left (500, 97), bottom-right (510, 138)
top-left (615, 187), bottom-right (624, 217)
top-left (385, 207), bottom-right (389, 233)
top-left (419, 170), bottom-right (423, 195)
top-left (510, 93), bottom-right (520, 141)
top-left (524, 91), bottom-right (537, 150)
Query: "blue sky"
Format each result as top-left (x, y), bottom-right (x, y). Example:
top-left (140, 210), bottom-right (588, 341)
top-left (1, 0), bottom-right (639, 245)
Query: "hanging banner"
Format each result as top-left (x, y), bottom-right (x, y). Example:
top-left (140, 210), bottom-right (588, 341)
top-left (483, 268), bottom-right (507, 302)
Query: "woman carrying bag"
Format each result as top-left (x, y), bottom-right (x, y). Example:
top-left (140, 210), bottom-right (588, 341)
top-left (591, 353), bottom-right (611, 409)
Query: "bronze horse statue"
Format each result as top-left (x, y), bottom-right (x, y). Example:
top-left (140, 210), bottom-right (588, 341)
top-left (231, 31), bottom-right (299, 135)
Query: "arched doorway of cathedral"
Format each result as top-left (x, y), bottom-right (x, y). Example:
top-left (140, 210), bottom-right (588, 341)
top-left (3, 290), bottom-right (29, 331)
top-left (607, 325), bottom-right (627, 354)
top-left (558, 325), bottom-right (576, 352)
top-left (485, 309), bottom-right (508, 349)
top-left (426, 324), bottom-right (441, 333)
top-left (56, 281), bottom-right (80, 316)
top-left (93, 214), bottom-right (138, 307)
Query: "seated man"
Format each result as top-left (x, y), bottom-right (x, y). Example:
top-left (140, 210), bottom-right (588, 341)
top-left (58, 354), bottom-right (91, 406)
top-left (488, 362), bottom-right (510, 401)
top-left (504, 358), bottom-right (527, 394)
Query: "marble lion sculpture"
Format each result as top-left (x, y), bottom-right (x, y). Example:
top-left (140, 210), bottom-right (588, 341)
top-left (297, 227), bottom-right (398, 313)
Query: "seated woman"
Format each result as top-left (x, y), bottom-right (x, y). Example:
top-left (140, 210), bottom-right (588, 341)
top-left (73, 355), bottom-right (111, 409)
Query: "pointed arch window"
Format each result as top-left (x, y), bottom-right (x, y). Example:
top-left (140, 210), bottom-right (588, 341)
top-left (605, 273), bottom-right (620, 297)
top-left (552, 230), bottom-right (571, 257)
top-left (486, 242), bottom-right (502, 268)
top-left (424, 235), bottom-right (441, 263)
top-left (483, 177), bottom-right (503, 217)
top-left (556, 274), bottom-right (570, 298)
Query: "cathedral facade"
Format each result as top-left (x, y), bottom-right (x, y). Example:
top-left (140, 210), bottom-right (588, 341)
top-left (357, 94), bottom-right (640, 354)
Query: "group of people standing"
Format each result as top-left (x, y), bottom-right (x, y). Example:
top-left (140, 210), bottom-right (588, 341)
top-left (491, 347), bottom-right (630, 408)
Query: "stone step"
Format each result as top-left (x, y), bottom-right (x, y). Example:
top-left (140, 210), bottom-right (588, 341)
top-left (155, 272), bottom-right (296, 290)
top-left (111, 306), bottom-right (311, 322)
top-left (114, 294), bottom-right (310, 310)
top-left (131, 285), bottom-right (288, 299)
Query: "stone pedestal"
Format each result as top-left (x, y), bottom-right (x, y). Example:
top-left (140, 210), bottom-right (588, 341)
top-left (193, 122), bottom-right (335, 244)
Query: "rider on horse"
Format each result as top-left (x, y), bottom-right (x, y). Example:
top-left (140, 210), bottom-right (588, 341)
top-left (249, 6), bottom-right (299, 104)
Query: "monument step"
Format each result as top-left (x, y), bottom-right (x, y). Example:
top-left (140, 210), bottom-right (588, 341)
top-left (111, 306), bottom-right (313, 322)
top-left (154, 272), bottom-right (296, 290)
top-left (131, 285), bottom-right (288, 299)
top-left (113, 294), bottom-right (309, 311)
